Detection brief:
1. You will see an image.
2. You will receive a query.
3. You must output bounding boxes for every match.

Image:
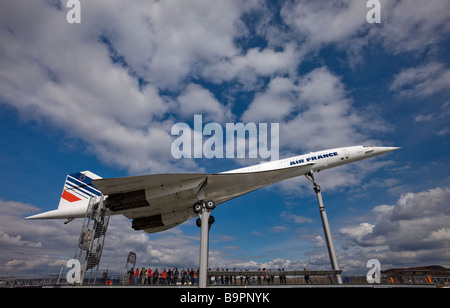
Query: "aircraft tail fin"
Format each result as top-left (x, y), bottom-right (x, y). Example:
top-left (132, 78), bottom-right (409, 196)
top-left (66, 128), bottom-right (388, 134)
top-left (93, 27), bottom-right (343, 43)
top-left (58, 171), bottom-right (103, 209)
top-left (25, 171), bottom-right (103, 220)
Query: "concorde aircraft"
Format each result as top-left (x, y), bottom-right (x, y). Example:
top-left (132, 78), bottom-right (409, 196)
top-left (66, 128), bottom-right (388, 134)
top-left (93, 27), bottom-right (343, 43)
top-left (25, 145), bottom-right (399, 234)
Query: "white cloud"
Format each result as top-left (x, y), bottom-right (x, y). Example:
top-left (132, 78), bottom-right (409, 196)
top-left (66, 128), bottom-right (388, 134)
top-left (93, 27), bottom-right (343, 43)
top-left (0, 199), bottom-right (83, 274)
top-left (281, 211), bottom-right (313, 225)
top-left (1, 0), bottom-right (449, 278)
top-left (175, 83), bottom-right (233, 122)
top-left (0, 0), bottom-right (261, 173)
top-left (0, 1), bottom-right (184, 174)
top-left (241, 77), bottom-right (297, 122)
top-left (103, 218), bottom-right (201, 270)
top-left (313, 235), bottom-right (325, 248)
top-left (278, 0), bottom-right (450, 68)
top-left (426, 228), bottom-right (450, 242)
top-left (203, 44), bottom-right (299, 87)
top-left (4, 185), bottom-right (449, 276)
top-left (372, 0), bottom-right (450, 54)
top-left (239, 66), bottom-right (394, 194)
top-left (140, 0), bottom-right (245, 87)
top-left (0, 0), bottom-right (294, 175)
top-left (1, 0), bottom-right (446, 177)
top-left (274, 67), bottom-right (387, 152)
top-left (271, 226), bottom-right (288, 233)
top-left (390, 62), bottom-right (450, 97)
top-left (83, 0), bottom-right (254, 88)
top-left (340, 223), bottom-right (375, 244)
top-left (280, 0), bottom-right (369, 47)
top-left (0, 199), bottom-right (203, 275)
top-left (0, 230), bottom-right (42, 248)
top-left (339, 187), bottom-right (450, 268)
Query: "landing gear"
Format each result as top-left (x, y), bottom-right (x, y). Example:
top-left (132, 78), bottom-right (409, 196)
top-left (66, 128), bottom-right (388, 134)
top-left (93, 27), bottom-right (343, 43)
top-left (196, 215), bottom-right (215, 228)
top-left (305, 171), bottom-right (343, 285)
top-left (193, 200), bottom-right (215, 213)
top-left (193, 200), bottom-right (216, 288)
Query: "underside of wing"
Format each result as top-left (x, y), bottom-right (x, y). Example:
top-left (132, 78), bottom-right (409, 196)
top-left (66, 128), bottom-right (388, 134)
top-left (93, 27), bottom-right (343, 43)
top-left (204, 163), bottom-right (314, 204)
top-left (92, 163), bottom-right (314, 234)
top-left (93, 174), bottom-right (208, 233)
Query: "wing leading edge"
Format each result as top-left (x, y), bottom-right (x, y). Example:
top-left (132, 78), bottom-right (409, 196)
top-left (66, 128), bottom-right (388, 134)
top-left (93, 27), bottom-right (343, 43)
top-left (92, 163), bottom-right (314, 234)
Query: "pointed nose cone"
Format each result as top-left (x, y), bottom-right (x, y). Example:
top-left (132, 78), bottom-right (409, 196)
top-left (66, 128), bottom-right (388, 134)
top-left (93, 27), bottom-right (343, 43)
top-left (374, 146), bottom-right (401, 155)
top-left (383, 146), bottom-right (401, 153)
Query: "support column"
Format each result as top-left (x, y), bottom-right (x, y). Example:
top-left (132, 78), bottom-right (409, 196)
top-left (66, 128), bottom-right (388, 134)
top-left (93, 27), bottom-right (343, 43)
top-left (198, 207), bottom-right (211, 288)
top-left (195, 200), bottom-right (215, 288)
top-left (306, 172), bottom-right (343, 284)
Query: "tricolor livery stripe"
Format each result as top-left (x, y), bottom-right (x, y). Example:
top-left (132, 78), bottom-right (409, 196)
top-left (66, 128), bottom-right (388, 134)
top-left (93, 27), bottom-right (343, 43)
top-left (61, 172), bottom-right (102, 202)
top-left (61, 190), bottom-right (82, 202)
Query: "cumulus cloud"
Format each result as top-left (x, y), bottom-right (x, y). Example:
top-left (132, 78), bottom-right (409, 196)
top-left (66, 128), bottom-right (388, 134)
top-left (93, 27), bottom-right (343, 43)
top-left (0, 0), bottom-right (258, 174)
top-left (390, 62), bottom-right (450, 97)
top-left (0, 1), bottom-right (178, 174)
top-left (0, 1), bottom-right (362, 178)
top-left (203, 44), bottom-right (299, 87)
top-left (241, 77), bottom-right (297, 122)
top-left (0, 199), bottom-right (81, 274)
top-left (0, 199), bottom-right (203, 275)
top-left (0, 197), bottom-right (306, 275)
top-left (278, 0), bottom-right (450, 67)
top-left (1, 0), bottom-right (449, 277)
top-left (2, 0), bottom-right (449, 169)
top-left (340, 223), bottom-right (375, 243)
top-left (175, 83), bottom-right (233, 123)
top-left (280, 0), bottom-right (369, 47)
top-left (3, 185), bottom-right (449, 276)
top-left (243, 67), bottom-right (388, 153)
top-left (340, 187), bottom-right (450, 268)
top-left (1, 0), bottom-right (444, 177)
top-left (372, 0), bottom-right (450, 55)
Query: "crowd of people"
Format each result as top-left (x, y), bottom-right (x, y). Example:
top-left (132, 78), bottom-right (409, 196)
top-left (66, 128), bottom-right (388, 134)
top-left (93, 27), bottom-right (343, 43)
top-left (118, 267), bottom-right (290, 286)
top-left (126, 267), bottom-right (197, 285)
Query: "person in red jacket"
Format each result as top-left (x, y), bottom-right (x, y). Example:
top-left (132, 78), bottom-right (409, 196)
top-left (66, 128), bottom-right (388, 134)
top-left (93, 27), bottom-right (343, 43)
top-left (161, 269), bottom-right (168, 285)
top-left (134, 268), bottom-right (140, 285)
top-left (147, 268), bottom-right (152, 285)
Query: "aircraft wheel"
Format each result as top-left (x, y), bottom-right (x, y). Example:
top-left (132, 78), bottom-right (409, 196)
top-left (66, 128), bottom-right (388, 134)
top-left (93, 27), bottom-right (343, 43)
top-left (208, 215), bottom-right (215, 225)
top-left (205, 200), bottom-right (216, 210)
top-left (193, 203), bottom-right (203, 214)
top-left (196, 216), bottom-right (215, 228)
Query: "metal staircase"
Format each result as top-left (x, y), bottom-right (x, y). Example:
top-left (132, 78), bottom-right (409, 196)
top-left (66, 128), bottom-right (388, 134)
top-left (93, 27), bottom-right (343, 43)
top-left (73, 195), bottom-right (110, 285)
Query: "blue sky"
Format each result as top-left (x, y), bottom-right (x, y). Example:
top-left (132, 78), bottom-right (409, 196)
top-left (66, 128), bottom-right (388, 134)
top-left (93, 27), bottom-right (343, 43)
top-left (1, 0), bottom-right (449, 276)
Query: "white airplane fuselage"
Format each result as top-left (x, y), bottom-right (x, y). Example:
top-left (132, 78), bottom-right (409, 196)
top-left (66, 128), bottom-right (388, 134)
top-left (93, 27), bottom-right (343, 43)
top-left (224, 145), bottom-right (398, 174)
top-left (25, 145), bottom-right (399, 223)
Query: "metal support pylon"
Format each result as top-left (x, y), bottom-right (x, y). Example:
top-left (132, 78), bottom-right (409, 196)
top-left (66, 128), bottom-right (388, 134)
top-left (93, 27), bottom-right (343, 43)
top-left (195, 201), bottom-right (215, 288)
top-left (305, 171), bottom-right (343, 284)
